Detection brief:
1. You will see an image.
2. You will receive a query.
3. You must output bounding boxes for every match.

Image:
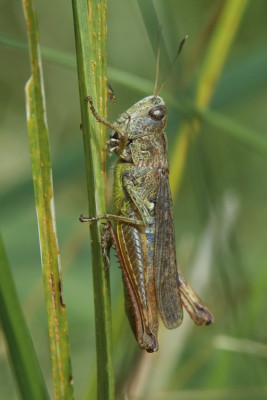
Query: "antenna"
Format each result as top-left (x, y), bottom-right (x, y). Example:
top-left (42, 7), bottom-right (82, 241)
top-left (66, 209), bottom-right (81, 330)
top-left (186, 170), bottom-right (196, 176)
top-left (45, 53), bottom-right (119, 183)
top-left (153, 27), bottom-right (162, 96)
top-left (154, 35), bottom-right (188, 97)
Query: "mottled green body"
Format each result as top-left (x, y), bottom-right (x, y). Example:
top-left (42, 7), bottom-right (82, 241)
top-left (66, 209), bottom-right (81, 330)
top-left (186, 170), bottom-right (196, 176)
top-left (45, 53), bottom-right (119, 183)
top-left (110, 96), bottom-right (183, 351)
top-left (81, 95), bottom-right (214, 353)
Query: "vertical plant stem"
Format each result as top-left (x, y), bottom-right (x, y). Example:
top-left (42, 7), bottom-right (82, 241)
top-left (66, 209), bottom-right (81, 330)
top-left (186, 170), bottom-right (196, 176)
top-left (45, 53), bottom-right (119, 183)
top-left (23, 0), bottom-right (74, 398)
top-left (169, 0), bottom-right (249, 199)
top-left (71, 1), bottom-right (114, 399)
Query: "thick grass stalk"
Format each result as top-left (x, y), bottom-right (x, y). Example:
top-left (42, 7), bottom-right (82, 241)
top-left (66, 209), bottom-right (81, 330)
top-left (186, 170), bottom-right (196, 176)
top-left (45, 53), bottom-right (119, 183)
top-left (22, 0), bottom-right (74, 398)
top-left (71, 1), bottom-right (114, 399)
top-left (169, 0), bottom-right (249, 199)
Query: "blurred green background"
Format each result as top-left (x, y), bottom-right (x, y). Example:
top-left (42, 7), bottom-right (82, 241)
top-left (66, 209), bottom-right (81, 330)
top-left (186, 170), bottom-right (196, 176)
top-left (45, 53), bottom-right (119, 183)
top-left (1, 0), bottom-right (267, 399)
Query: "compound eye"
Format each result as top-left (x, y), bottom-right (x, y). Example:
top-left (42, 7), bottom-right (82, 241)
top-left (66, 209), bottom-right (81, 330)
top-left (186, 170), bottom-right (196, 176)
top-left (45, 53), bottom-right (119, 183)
top-left (148, 105), bottom-right (166, 121)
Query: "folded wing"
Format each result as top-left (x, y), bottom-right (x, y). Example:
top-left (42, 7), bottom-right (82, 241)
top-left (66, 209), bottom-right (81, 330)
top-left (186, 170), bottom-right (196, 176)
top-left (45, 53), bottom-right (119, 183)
top-left (154, 173), bottom-right (183, 328)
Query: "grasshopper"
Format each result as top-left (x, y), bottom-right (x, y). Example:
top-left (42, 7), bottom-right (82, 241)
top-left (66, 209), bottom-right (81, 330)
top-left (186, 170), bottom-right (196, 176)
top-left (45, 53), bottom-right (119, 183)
top-left (80, 41), bottom-right (213, 352)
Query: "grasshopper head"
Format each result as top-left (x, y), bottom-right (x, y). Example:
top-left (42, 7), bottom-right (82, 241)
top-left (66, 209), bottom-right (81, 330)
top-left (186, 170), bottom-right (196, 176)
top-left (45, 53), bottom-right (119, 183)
top-left (111, 95), bottom-right (167, 139)
top-left (111, 96), bottom-right (169, 167)
top-left (123, 95), bottom-right (167, 137)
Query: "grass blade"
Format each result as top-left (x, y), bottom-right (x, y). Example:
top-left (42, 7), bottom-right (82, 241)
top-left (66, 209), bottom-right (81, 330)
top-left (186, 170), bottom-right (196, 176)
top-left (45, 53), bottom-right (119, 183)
top-left (0, 235), bottom-right (49, 400)
top-left (137, 0), bottom-right (171, 70)
top-left (22, 0), bottom-right (74, 398)
top-left (71, 1), bottom-right (114, 399)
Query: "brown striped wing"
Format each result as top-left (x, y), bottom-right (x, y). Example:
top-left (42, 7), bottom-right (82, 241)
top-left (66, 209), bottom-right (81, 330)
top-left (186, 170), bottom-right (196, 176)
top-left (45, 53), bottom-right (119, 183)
top-left (117, 218), bottom-right (159, 352)
top-left (154, 173), bottom-right (183, 328)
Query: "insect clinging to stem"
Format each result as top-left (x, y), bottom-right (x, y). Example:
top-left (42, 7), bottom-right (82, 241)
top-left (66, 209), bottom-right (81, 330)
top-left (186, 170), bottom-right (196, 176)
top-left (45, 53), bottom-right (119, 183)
top-left (80, 35), bottom-right (213, 352)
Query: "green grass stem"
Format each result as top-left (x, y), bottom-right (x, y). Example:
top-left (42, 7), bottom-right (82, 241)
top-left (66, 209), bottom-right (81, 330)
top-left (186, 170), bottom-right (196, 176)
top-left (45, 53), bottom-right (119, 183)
top-left (22, 0), bottom-right (74, 398)
top-left (71, 1), bottom-right (114, 399)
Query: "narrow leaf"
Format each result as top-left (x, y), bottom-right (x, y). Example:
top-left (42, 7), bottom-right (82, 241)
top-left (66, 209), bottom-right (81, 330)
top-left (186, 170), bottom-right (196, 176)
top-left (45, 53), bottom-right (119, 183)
top-left (22, 0), bottom-right (74, 398)
top-left (0, 235), bottom-right (49, 400)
